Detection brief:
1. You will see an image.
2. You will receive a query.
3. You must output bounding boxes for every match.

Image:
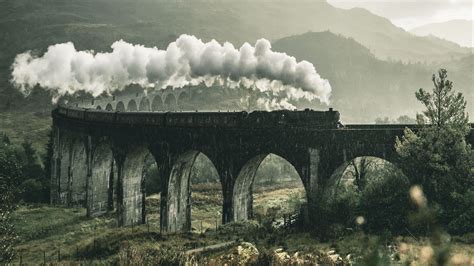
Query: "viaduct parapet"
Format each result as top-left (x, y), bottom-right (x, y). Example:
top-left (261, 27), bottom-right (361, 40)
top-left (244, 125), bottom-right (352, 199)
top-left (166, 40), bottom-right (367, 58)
top-left (51, 105), bottom-right (474, 232)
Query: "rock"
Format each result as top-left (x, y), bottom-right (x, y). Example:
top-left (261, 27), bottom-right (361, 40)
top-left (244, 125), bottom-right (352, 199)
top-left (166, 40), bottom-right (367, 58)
top-left (273, 248), bottom-right (291, 264)
top-left (235, 242), bottom-right (259, 265)
top-left (327, 250), bottom-right (336, 255)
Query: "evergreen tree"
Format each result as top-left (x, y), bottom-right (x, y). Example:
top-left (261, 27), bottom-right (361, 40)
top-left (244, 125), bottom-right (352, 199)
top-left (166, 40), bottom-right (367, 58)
top-left (395, 69), bottom-right (474, 232)
top-left (0, 143), bottom-right (21, 262)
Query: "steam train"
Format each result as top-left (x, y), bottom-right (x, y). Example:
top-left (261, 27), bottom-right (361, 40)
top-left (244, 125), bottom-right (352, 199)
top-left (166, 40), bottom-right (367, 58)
top-left (55, 105), bottom-right (341, 129)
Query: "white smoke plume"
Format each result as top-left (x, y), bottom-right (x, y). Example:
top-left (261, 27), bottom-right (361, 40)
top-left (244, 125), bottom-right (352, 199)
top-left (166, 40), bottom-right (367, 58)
top-left (11, 34), bottom-right (331, 108)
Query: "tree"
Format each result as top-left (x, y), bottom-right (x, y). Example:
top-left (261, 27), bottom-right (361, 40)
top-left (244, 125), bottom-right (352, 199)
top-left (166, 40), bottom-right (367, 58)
top-left (0, 144), bottom-right (21, 262)
top-left (414, 69), bottom-right (469, 133)
top-left (395, 69), bottom-right (474, 231)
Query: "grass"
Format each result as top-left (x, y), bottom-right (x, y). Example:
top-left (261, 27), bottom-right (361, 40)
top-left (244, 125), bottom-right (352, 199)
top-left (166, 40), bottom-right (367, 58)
top-left (0, 111), bottom-right (51, 157)
top-left (10, 184), bottom-right (474, 265)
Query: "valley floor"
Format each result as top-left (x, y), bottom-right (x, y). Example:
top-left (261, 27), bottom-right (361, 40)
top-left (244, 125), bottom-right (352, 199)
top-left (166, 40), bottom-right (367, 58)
top-left (11, 184), bottom-right (474, 265)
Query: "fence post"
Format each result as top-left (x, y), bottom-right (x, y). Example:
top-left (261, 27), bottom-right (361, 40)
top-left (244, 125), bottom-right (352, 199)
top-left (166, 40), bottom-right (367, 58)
top-left (147, 217), bottom-right (150, 233)
top-left (19, 252), bottom-right (22, 266)
top-left (174, 217), bottom-right (177, 234)
top-left (57, 249), bottom-right (60, 262)
top-left (43, 250), bottom-right (46, 265)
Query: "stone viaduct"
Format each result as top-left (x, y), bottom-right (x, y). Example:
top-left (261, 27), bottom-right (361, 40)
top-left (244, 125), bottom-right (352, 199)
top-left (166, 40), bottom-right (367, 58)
top-left (51, 100), bottom-right (474, 232)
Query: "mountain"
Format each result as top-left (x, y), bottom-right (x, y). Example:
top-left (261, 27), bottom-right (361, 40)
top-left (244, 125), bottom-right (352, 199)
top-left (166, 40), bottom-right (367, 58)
top-left (410, 20), bottom-right (474, 48)
top-left (272, 32), bottom-right (474, 122)
top-left (0, 0), bottom-right (471, 113)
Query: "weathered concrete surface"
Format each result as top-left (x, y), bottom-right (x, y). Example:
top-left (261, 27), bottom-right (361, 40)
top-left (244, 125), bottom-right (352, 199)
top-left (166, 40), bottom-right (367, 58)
top-left (117, 147), bottom-right (148, 226)
top-left (58, 134), bottom-right (71, 205)
top-left (167, 151), bottom-right (199, 232)
top-left (233, 155), bottom-right (266, 221)
top-left (51, 105), bottom-right (474, 231)
top-left (69, 139), bottom-right (88, 206)
top-left (88, 143), bottom-right (113, 216)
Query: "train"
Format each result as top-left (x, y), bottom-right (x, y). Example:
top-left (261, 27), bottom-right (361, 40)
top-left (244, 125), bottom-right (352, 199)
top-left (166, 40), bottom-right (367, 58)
top-left (55, 105), bottom-right (341, 129)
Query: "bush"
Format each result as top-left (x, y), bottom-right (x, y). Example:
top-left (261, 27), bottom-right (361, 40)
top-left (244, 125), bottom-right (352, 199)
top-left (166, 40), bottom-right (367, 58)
top-left (314, 157), bottom-right (410, 235)
top-left (359, 170), bottom-right (410, 233)
top-left (447, 189), bottom-right (474, 234)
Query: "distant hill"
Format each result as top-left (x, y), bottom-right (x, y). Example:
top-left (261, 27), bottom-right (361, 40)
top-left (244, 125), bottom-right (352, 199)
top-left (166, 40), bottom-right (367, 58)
top-left (410, 20), bottom-right (474, 48)
top-left (0, 0), bottom-right (471, 116)
top-left (272, 32), bottom-right (474, 122)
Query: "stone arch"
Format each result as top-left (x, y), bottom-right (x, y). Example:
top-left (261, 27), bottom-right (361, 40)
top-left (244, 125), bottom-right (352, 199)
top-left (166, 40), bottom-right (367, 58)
top-left (96, 105), bottom-right (102, 110)
top-left (166, 150), bottom-right (220, 232)
top-left (323, 156), bottom-right (409, 229)
top-left (177, 91), bottom-right (190, 110)
top-left (151, 95), bottom-right (164, 111)
top-left (232, 153), bottom-right (304, 222)
top-left (68, 138), bottom-right (88, 207)
top-left (105, 103), bottom-right (114, 111)
top-left (118, 146), bottom-right (150, 226)
top-left (127, 99), bottom-right (138, 111)
top-left (325, 156), bottom-right (405, 199)
top-left (116, 101), bottom-right (125, 112)
top-left (164, 94), bottom-right (177, 111)
top-left (139, 97), bottom-right (151, 111)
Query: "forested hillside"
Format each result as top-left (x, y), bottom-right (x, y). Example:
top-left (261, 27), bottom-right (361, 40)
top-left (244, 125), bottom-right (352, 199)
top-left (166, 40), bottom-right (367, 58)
top-left (0, 0), bottom-right (471, 113)
top-left (272, 32), bottom-right (474, 122)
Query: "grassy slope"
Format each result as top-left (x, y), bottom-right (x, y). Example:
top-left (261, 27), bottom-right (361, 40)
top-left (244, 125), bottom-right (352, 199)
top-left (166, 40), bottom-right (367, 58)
top-left (12, 185), bottom-right (474, 264)
top-left (0, 111), bottom-right (51, 155)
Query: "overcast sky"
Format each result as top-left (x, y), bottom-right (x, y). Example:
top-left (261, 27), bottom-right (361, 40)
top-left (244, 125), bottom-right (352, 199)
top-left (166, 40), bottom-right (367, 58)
top-left (327, 0), bottom-right (473, 30)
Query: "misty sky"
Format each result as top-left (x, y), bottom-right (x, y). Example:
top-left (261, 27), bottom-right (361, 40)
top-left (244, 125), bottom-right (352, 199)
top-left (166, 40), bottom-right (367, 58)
top-left (327, 0), bottom-right (473, 29)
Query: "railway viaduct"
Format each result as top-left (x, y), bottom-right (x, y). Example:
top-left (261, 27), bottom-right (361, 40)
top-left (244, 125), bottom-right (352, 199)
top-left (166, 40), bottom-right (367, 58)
top-left (50, 102), bottom-right (474, 232)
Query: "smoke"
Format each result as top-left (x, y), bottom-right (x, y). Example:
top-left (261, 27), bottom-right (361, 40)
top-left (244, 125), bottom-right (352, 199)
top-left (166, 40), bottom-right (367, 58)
top-left (11, 34), bottom-right (331, 108)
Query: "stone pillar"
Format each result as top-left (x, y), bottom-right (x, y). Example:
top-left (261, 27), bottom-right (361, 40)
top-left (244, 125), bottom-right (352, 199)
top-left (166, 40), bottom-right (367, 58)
top-left (107, 159), bottom-right (118, 211)
top-left (231, 155), bottom-right (266, 222)
top-left (116, 147), bottom-right (148, 226)
top-left (157, 160), bottom-right (172, 232)
top-left (220, 172), bottom-right (235, 224)
top-left (58, 133), bottom-right (72, 205)
top-left (69, 139), bottom-right (88, 207)
top-left (50, 127), bottom-right (61, 204)
top-left (166, 151), bottom-right (199, 232)
top-left (87, 142), bottom-right (113, 217)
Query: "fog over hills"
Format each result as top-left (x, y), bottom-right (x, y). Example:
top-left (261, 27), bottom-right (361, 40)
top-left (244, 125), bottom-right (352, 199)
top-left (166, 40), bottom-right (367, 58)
top-left (0, 0), bottom-right (472, 122)
top-left (272, 32), bottom-right (473, 122)
top-left (410, 20), bottom-right (474, 48)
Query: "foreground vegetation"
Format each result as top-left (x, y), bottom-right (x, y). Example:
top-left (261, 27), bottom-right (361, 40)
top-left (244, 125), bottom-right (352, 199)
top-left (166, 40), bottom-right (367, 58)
top-left (1, 69), bottom-right (473, 264)
top-left (10, 191), bottom-right (474, 265)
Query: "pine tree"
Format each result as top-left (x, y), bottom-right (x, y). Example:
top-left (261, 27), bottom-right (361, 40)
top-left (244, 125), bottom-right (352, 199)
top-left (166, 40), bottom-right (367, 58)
top-left (395, 69), bottom-right (474, 232)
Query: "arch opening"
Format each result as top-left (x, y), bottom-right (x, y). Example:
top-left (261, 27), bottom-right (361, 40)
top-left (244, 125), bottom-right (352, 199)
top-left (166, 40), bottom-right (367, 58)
top-left (177, 91), bottom-right (190, 111)
top-left (166, 151), bottom-right (221, 233)
top-left (324, 156), bottom-right (409, 231)
top-left (127, 99), bottom-right (138, 111)
top-left (151, 95), bottom-right (164, 111)
top-left (164, 94), bottom-right (177, 111)
top-left (115, 101), bottom-right (125, 112)
top-left (96, 105), bottom-right (102, 110)
top-left (138, 97), bottom-right (151, 111)
top-left (105, 103), bottom-right (114, 111)
top-left (142, 154), bottom-right (161, 229)
top-left (233, 153), bottom-right (306, 228)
